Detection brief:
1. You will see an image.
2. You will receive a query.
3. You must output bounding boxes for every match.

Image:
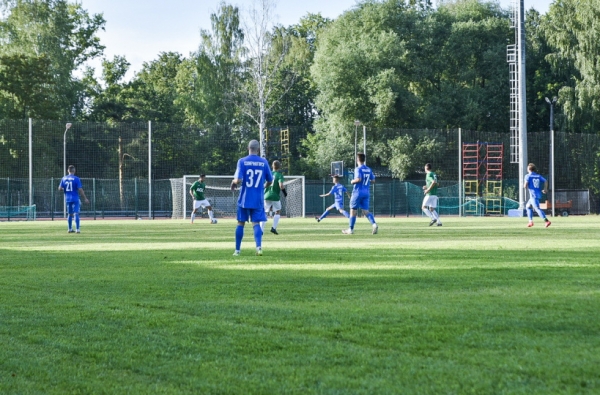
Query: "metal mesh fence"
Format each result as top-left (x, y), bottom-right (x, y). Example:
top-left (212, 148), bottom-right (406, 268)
top-left (1, 119), bottom-right (599, 218)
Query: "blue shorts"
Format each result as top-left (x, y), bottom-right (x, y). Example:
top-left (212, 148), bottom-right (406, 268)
top-left (237, 207), bottom-right (267, 223)
top-left (526, 197), bottom-right (541, 209)
top-left (350, 194), bottom-right (370, 210)
top-left (329, 201), bottom-right (344, 211)
top-left (66, 200), bottom-right (80, 215)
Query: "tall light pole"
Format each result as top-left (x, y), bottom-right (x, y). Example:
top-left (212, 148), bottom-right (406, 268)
top-left (545, 97), bottom-right (557, 217)
top-left (63, 123), bottom-right (72, 218)
top-left (354, 120), bottom-right (360, 169)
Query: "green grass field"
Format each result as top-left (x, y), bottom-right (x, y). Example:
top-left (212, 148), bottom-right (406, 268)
top-left (1, 216), bottom-right (599, 394)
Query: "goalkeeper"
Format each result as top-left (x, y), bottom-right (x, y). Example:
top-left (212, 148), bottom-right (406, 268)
top-left (261, 160), bottom-right (286, 235)
top-left (316, 175), bottom-right (350, 222)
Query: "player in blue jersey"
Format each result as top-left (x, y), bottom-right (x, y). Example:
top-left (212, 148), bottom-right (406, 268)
top-left (343, 153), bottom-right (378, 235)
top-left (231, 140), bottom-right (273, 256)
top-left (315, 175), bottom-right (350, 222)
top-left (524, 163), bottom-right (551, 228)
top-left (58, 165), bottom-right (89, 233)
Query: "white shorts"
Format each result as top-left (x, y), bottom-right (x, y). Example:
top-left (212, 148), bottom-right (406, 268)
top-left (264, 200), bottom-right (282, 212)
top-left (193, 199), bottom-right (211, 209)
top-left (422, 195), bottom-right (438, 208)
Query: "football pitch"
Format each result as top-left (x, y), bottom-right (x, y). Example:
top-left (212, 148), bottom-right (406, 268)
top-left (1, 216), bottom-right (599, 394)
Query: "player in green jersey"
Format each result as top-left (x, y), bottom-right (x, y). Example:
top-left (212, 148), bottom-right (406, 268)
top-left (189, 174), bottom-right (216, 224)
top-left (422, 163), bottom-right (442, 226)
top-left (261, 160), bottom-right (287, 235)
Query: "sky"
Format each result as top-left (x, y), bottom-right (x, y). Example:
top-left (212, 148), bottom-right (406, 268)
top-left (79, 0), bottom-right (554, 80)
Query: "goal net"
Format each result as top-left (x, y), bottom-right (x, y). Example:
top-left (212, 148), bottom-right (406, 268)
top-left (170, 175), bottom-right (305, 219)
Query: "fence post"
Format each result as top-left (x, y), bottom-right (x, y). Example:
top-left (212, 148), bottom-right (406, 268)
top-left (51, 178), bottom-right (54, 221)
top-left (405, 182), bottom-right (409, 217)
top-left (135, 177), bottom-right (138, 219)
top-left (458, 128), bottom-right (462, 217)
top-left (148, 120), bottom-right (152, 219)
top-left (29, 118), bottom-right (33, 208)
top-left (93, 178), bottom-right (96, 220)
top-left (7, 178), bottom-right (10, 221)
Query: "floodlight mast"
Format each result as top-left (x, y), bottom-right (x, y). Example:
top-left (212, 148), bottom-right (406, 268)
top-left (63, 122), bottom-right (72, 218)
top-left (354, 120), bottom-right (360, 169)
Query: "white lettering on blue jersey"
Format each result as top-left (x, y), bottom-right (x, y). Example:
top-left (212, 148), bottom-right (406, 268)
top-left (352, 165), bottom-right (374, 196)
top-left (235, 155), bottom-right (273, 209)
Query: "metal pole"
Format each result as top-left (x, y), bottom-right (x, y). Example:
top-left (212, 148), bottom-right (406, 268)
top-left (363, 125), bottom-right (366, 163)
top-left (63, 123), bottom-right (72, 218)
top-left (148, 121), bottom-right (152, 219)
top-left (458, 128), bottom-right (462, 217)
top-left (28, 118), bottom-right (32, 208)
top-left (551, 128), bottom-right (555, 218)
top-left (517, 0), bottom-right (528, 212)
top-left (354, 120), bottom-right (360, 169)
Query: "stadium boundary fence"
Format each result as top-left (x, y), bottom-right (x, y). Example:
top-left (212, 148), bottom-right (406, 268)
top-left (1, 119), bottom-right (598, 216)
top-left (0, 178), bottom-right (591, 220)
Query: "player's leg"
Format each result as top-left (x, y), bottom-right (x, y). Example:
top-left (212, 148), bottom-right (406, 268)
top-left (66, 202), bottom-right (74, 232)
top-left (251, 208), bottom-right (267, 255)
top-left (74, 200), bottom-right (81, 232)
top-left (206, 206), bottom-right (215, 222)
top-left (531, 198), bottom-right (551, 227)
top-left (526, 199), bottom-right (534, 226)
top-left (344, 195), bottom-right (359, 234)
top-left (335, 201), bottom-right (349, 219)
top-left (260, 201), bottom-right (271, 231)
top-left (423, 196), bottom-right (437, 226)
top-left (430, 196), bottom-right (441, 226)
top-left (317, 205), bottom-right (333, 222)
top-left (422, 196), bottom-right (434, 221)
top-left (234, 209), bottom-right (249, 255)
top-left (271, 201), bottom-right (282, 234)
top-left (191, 200), bottom-right (200, 223)
top-left (361, 196), bottom-right (378, 234)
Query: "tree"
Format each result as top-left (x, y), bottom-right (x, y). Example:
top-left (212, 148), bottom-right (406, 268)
top-left (0, 54), bottom-right (57, 118)
top-left (240, 0), bottom-right (297, 157)
top-left (542, 0), bottom-right (600, 133)
top-left (127, 52), bottom-right (185, 123)
top-left (0, 0), bottom-right (105, 119)
top-left (175, 2), bottom-right (243, 127)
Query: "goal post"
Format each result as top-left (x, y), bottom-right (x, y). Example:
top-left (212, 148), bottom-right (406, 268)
top-left (170, 175), bottom-right (305, 219)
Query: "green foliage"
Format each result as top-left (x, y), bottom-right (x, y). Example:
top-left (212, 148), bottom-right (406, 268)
top-left (175, 2), bottom-right (243, 127)
top-left (542, 0), bottom-right (600, 133)
top-left (0, 0), bottom-right (105, 119)
top-left (0, 54), bottom-right (57, 118)
top-left (1, 217), bottom-right (600, 393)
top-left (374, 134), bottom-right (444, 179)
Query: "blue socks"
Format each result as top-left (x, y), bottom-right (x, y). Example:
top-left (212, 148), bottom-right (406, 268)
top-left (366, 213), bottom-right (375, 225)
top-left (319, 211), bottom-right (329, 221)
top-left (75, 214), bottom-right (80, 229)
top-left (342, 210), bottom-right (350, 218)
top-left (68, 215), bottom-right (73, 230)
top-left (527, 208), bottom-right (533, 221)
top-left (253, 224), bottom-right (262, 248)
top-left (235, 225), bottom-right (244, 250)
top-left (349, 216), bottom-right (357, 230)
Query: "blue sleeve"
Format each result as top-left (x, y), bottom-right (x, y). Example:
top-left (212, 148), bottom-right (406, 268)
top-left (234, 159), bottom-right (243, 179)
top-left (329, 186), bottom-right (336, 194)
top-left (76, 177), bottom-right (82, 189)
top-left (265, 163), bottom-right (273, 183)
top-left (540, 175), bottom-right (547, 183)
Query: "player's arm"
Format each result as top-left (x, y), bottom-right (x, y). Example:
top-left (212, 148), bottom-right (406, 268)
top-left (78, 187), bottom-right (90, 204)
top-left (423, 179), bottom-right (436, 194)
top-left (350, 176), bottom-right (361, 185)
top-left (279, 180), bottom-right (287, 197)
top-left (542, 180), bottom-right (548, 194)
top-left (319, 192), bottom-right (331, 197)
